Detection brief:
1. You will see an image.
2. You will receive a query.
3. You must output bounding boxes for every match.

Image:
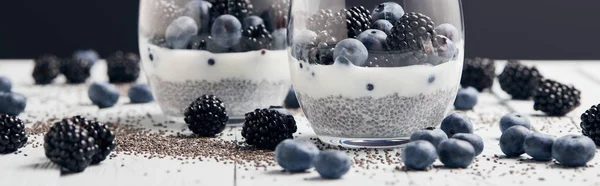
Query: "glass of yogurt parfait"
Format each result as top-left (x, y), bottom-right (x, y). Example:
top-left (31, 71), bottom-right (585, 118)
top-left (138, 0), bottom-right (292, 122)
top-left (289, 0), bottom-right (464, 148)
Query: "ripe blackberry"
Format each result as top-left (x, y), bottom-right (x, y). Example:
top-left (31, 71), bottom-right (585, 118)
top-left (44, 119), bottom-right (98, 172)
top-left (242, 107), bottom-right (297, 150)
top-left (307, 31), bottom-right (338, 65)
top-left (498, 60), bottom-right (543, 100)
top-left (0, 114), bottom-right (27, 154)
top-left (184, 95), bottom-right (229, 137)
top-left (236, 24), bottom-right (273, 52)
top-left (32, 54), bottom-right (61, 85)
top-left (533, 79), bottom-right (581, 116)
top-left (342, 6), bottom-right (372, 38)
top-left (581, 104), bottom-right (600, 146)
top-left (106, 51), bottom-right (141, 83)
top-left (61, 58), bottom-right (92, 84)
top-left (387, 12), bottom-right (438, 58)
top-left (307, 9), bottom-right (345, 39)
top-left (461, 57), bottom-right (496, 91)
top-left (260, 0), bottom-right (289, 32)
top-left (70, 116), bottom-right (116, 164)
top-left (210, 0), bottom-right (254, 24)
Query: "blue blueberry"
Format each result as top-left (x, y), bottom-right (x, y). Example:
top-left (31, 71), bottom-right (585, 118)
top-left (372, 20), bottom-right (393, 35)
top-left (272, 29), bottom-right (287, 50)
top-left (0, 92), bottom-right (27, 116)
top-left (435, 23), bottom-right (461, 42)
top-left (314, 150), bottom-right (352, 179)
top-left (452, 133), bottom-right (484, 156)
top-left (402, 140), bottom-right (437, 170)
top-left (372, 2), bottom-right (405, 23)
top-left (437, 139), bottom-right (476, 168)
top-left (435, 35), bottom-right (457, 60)
top-left (410, 128), bottom-right (448, 149)
top-left (523, 133), bottom-right (556, 161)
top-left (166, 16), bottom-right (199, 49)
top-left (357, 29), bottom-right (388, 51)
top-left (88, 82), bottom-right (120, 108)
top-left (499, 113), bottom-right (531, 133)
top-left (454, 86), bottom-right (478, 110)
top-left (73, 49), bottom-right (99, 68)
top-left (499, 126), bottom-right (532, 157)
top-left (333, 39), bottom-right (368, 66)
top-left (183, 0), bottom-right (212, 33)
top-left (0, 76), bottom-right (12, 92)
top-left (243, 16), bottom-right (264, 29)
top-left (274, 139), bottom-right (319, 172)
top-left (284, 88), bottom-right (299, 109)
top-left (128, 84), bottom-right (154, 104)
top-left (211, 14), bottom-right (242, 48)
top-left (552, 135), bottom-right (596, 167)
top-left (440, 113), bottom-right (473, 137)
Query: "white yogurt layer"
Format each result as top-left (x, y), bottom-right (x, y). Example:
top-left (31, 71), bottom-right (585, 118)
top-left (289, 43), bottom-right (464, 99)
top-left (139, 38), bottom-right (291, 83)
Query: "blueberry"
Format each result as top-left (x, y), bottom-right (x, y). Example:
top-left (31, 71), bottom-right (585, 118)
top-left (454, 86), bottom-right (478, 110)
top-left (183, 0), bottom-right (212, 33)
top-left (410, 128), bottom-right (448, 149)
top-left (333, 39), bottom-right (368, 66)
top-left (314, 150), bottom-right (351, 179)
top-left (284, 88), bottom-right (299, 109)
top-left (243, 16), bottom-right (264, 29)
top-left (73, 49), bottom-right (99, 68)
top-left (435, 23), bottom-right (461, 42)
top-left (0, 92), bottom-right (27, 116)
top-left (166, 16), bottom-right (199, 49)
top-left (499, 126), bottom-right (532, 157)
top-left (435, 35), bottom-right (457, 61)
top-left (0, 76), bottom-right (12, 92)
top-left (272, 29), bottom-right (287, 50)
top-left (437, 139), bottom-right (476, 168)
top-left (211, 15), bottom-right (242, 48)
top-left (499, 113), bottom-right (531, 133)
top-left (357, 29), bottom-right (388, 51)
top-left (440, 113), bottom-right (473, 137)
top-left (452, 133), bottom-right (484, 156)
top-left (372, 20), bottom-right (393, 35)
top-left (274, 139), bottom-right (319, 172)
top-left (552, 135), bottom-right (596, 167)
top-left (402, 140), bottom-right (437, 170)
top-left (372, 2), bottom-right (405, 23)
top-left (88, 82), bottom-right (120, 108)
top-left (128, 84), bottom-right (154, 104)
top-left (523, 133), bottom-right (556, 161)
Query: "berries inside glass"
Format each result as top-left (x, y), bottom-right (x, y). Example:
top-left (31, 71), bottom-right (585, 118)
top-left (289, 0), bottom-right (464, 148)
top-left (138, 0), bottom-right (292, 121)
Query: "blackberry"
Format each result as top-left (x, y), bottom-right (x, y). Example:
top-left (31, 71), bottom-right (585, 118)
top-left (307, 9), bottom-right (345, 39)
top-left (184, 95), bottom-right (229, 137)
top-left (533, 79), bottom-right (581, 116)
top-left (186, 35), bottom-right (208, 50)
top-left (61, 58), bottom-right (92, 84)
top-left (341, 6), bottom-right (372, 38)
top-left (235, 24), bottom-right (273, 52)
top-left (498, 60), bottom-right (543, 100)
top-left (461, 57), bottom-right (496, 91)
top-left (210, 0), bottom-right (254, 24)
top-left (307, 31), bottom-right (338, 65)
top-left (106, 51), bottom-right (141, 83)
top-left (70, 116), bottom-right (116, 164)
top-left (581, 104), bottom-right (600, 146)
top-left (260, 0), bottom-right (290, 32)
top-left (44, 119), bottom-right (98, 172)
top-left (0, 114), bottom-right (27, 154)
top-left (387, 12), bottom-right (438, 58)
top-left (32, 54), bottom-right (61, 85)
top-left (242, 107), bottom-right (297, 150)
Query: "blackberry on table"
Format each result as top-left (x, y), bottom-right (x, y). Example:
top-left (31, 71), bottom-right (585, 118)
top-left (242, 107), bottom-right (297, 150)
top-left (581, 104), bottom-right (600, 146)
top-left (461, 57), bottom-right (496, 91)
top-left (387, 12), bottom-right (438, 64)
top-left (61, 58), bottom-right (92, 84)
top-left (44, 119), bottom-right (98, 172)
top-left (210, 0), bottom-right (254, 24)
top-left (260, 0), bottom-right (290, 32)
top-left (533, 79), bottom-right (580, 116)
top-left (0, 114), bottom-right (27, 154)
top-left (342, 6), bottom-right (372, 38)
top-left (184, 95), bottom-right (229, 137)
top-left (32, 54), bottom-right (61, 85)
top-left (70, 116), bottom-right (116, 164)
top-left (235, 24), bottom-right (273, 52)
top-left (498, 60), bottom-right (543, 100)
top-left (106, 51), bottom-right (141, 83)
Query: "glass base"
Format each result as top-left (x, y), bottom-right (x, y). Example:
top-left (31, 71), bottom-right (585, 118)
top-left (318, 136), bottom-right (411, 149)
top-left (166, 115), bottom-right (246, 126)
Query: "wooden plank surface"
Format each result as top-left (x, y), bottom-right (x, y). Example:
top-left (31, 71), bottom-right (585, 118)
top-left (1, 60), bottom-right (600, 186)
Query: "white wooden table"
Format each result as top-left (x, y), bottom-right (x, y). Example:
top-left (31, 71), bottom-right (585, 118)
top-left (1, 60), bottom-right (600, 186)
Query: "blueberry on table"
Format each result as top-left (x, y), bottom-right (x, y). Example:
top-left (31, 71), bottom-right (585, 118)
top-left (284, 88), bottom-right (300, 109)
top-left (274, 139), bottom-right (319, 172)
top-left (357, 29), bottom-right (388, 51)
top-left (552, 135), bottom-right (596, 167)
top-left (372, 2), bottom-right (404, 23)
top-left (211, 14), bottom-right (242, 48)
top-left (435, 23), bottom-right (461, 42)
top-left (128, 84), bottom-right (154, 104)
top-left (371, 19), bottom-right (393, 35)
top-left (524, 133), bottom-right (556, 161)
top-left (454, 86), bottom-right (478, 110)
top-left (438, 139), bottom-right (476, 168)
top-left (183, 0), bottom-right (212, 33)
top-left (88, 82), bottom-right (120, 108)
top-left (0, 75), bottom-right (12, 92)
top-left (499, 126), bottom-right (532, 157)
top-left (452, 133), bottom-right (484, 156)
top-left (409, 128), bottom-right (448, 149)
top-left (402, 140), bottom-right (437, 170)
top-left (73, 49), bottom-right (100, 68)
top-left (243, 15), bottom-right (264, 29)
top-left (314, 150), bottom-right (352, 179)
top-left (0, 92), bottom-right (27, 116)
top-left (333, 39), bottom-right (368, 66)
top-left (440, 113), bottom-right (473, 137)
top-left (166, 16), bottom-right (199, 49)
top-left (499, 113), bottom-right (531, 133)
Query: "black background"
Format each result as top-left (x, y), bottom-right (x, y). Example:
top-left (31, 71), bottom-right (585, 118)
top-left (1, 0), bottom-right (599, 59)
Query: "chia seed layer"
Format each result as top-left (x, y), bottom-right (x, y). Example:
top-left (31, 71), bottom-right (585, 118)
top-left (297, 88), bottom-right (457, 138)
top-left (150, 76), bottom-right (290, 117)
